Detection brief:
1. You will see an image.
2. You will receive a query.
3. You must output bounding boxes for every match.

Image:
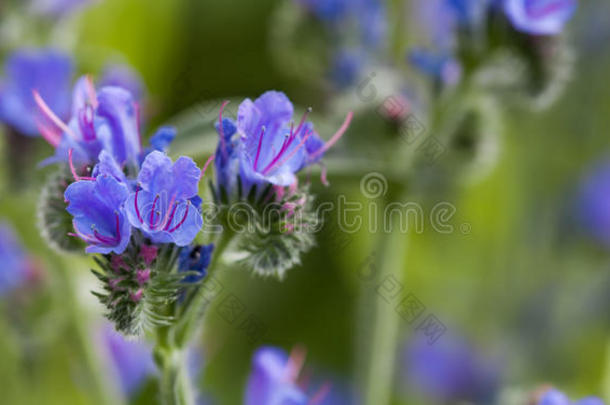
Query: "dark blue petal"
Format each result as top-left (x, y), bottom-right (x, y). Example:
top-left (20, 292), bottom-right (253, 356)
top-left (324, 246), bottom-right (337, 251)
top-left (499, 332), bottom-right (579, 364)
top-left (178, 244), bottom-right (214, 282)
top-left (149, 126), bottom-right (176, 152)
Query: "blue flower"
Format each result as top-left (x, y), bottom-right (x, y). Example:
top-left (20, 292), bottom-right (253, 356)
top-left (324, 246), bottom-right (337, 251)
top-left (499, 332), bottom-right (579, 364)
top-left (179, 244), bottom-right (214, 283)
top-left (295, 0), bottom-right (349, 22)
top-left (65, 174), bottom-right (132, 254)
top-left (38, 76), bottom-right (142, 168)
top-left (245, 347), bottom-right (308, 405)
top-left (101, 325), bottom-right (155, 397)
top-left (408, 48), bottom-right (462, 86)
top-left (100, 64), bottom-right (145, 101)
top-left (402, 335), bottom-right (500, 403)
top-left (30, 0), bottom-right (96, 18)
top-left (214, 116), bottom-right (240, 197)
top-left (354, 0), bottom-right (387, 48)
top-left (0, 48), bottom-right (72, 136)
top-left (125, 151), bottom-right (202, 246)
top-left (447, 0), bottom-right (491, 26)
top-left (0, 223), bottom-right (31, 295)
top-left (330, 49), bottom-right (364, 89)
top-left (537, 388), bottom-right (605, 405)
top-left (575, 160), bottom-right (610, 246)
top-left (503, 0), bottom-right (577, 35)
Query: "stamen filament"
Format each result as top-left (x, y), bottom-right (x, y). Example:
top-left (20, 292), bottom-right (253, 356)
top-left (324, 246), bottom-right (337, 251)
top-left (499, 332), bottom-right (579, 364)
top-left (134, 189), bottom-right (143, 223)
top-left (167, 203), bottom-right (190, 233)
top-left (150, 195), bottom-right (159, 228)
top-left (310, 112), bottom-right (353, 160)
top-left (68, 149), bottom-right (95, 181)
top-left (254, 126), bottom-right (266, 170)
top-left (33, 90), bottom-right (77, 140)
top-left (201, 154), bottom-right (216, 178)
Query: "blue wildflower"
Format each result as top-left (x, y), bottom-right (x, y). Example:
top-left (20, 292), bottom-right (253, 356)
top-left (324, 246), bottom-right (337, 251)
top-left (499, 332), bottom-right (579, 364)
top-left (330, 49), bottom-right (364, 89)
top-left (402, 335), bottom-right (500, 403)
top-left (148, 126), bottom-right (176, 153)
top-left (37, 76), bottom-right (142, 168)
top-left (125, 151), bottom-right (202, 246)
top-left (65, 174), bottom-right (132, 254)
top-left (0, 223), bottom-right (31, 295)
top-left (233, 91), bottom-right (351, 191)
top-left (447, 0), bottom-right (490, 26)
top-left (575, 160), bottom-right (610, 246)
top-left (31, 0), bottom-right (96, 18)
top-left (0, 48), bottom-right (72, 136)
top-left (408, 48), bottom-right (462, 86)
top-left (214, 114), bottom-right (240, 197)
top-left (503, 0), bottom-right (577, 35)
top-left (295, 0), bottom-right (349, 22)
top-left (354, 0), bottom-right (387, 48)
top-left (178, 244), bottom-right (214, 283)
top-left (100, 64), bottom-right (145, 101)
top-left (537, 388), bottom-right (605, 405)
top-left (101, 325), bottom-right (156, 397)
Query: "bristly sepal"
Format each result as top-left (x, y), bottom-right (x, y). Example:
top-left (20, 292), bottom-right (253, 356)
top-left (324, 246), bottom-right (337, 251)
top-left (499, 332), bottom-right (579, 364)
top-left (38, 169), bottom-right (85, 253)
top-left (91, 239), bottom-right (189, 336)
top-left (235, 187), bottom-right (317, 279)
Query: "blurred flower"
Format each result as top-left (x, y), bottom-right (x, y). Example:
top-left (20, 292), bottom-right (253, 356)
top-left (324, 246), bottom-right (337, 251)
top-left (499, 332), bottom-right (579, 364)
top-left (125, 151), bottom-right (202, 246)
top-left (408, 48), bottom-right (462, 86)
top-left (245, 346), bottom-right (333, 405)
top-left (30, 0), bottom-right (97, 18)
top-left (503, 0), bottom-right (577, 35)
top-left (536, 387), bottom-right (605, 405)
top-left (0, 222), bottom-right (32, 295)
top-left (100, 64), bottom-right (145, 101)
top-left (330, 49), bottom-right (364, 89)
top-left (295, 0), bottom-right (349, 22)
top-left (214, 116), bottom-right (240, 198)
top-left (0, 48), bottom-right (72, 136)
top-left (101, 325), bottom-right (155, 397)
top-left (575, 160), bottom-right (610, 246)
top-left (354, 0), bottom-right (387, 48)
top-left (65, 174), bottom-right (132, 254)
top-left (402, 335), bottom-right (501, 403)
top-left (179, 244), bottom-right (214, 283)
top-left (37, 76), bottom-right (142, 168)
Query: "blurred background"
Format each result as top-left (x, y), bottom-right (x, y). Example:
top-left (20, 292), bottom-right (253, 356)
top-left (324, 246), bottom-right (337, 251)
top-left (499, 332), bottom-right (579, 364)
top-left (0, 0), bottom-right (609, 404)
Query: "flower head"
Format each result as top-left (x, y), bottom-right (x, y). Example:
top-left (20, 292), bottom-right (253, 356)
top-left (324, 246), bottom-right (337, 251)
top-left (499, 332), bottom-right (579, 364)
top-left (0, 223), bottom-right (32, 295)
top-left (575, 160), bottom-right (610, 246)
top-left (178, 244), bottom-right (214, 283)
top-left (30, 0), bottom-right (97, 18)
top-left (536, 388), bottom-right (605, 405)
top-left (125, 151), bottom-right (202, 246)
top-left (408, 48), bottom-right (462, 86)
top-left (296, 0), bottom-right (349, 22)
top-left (65, 174), bottom-right (132, 254)
top-left (245, 346), bottom-right (333, 405)
top-left (503, 0), bottom-right (577, 35)
top-left (0, 48), bottom-right (72, 136)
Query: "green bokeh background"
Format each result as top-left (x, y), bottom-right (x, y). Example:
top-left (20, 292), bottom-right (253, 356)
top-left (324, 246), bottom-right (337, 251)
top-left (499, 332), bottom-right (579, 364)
top-left (0, 0), bottom-right (609, 404)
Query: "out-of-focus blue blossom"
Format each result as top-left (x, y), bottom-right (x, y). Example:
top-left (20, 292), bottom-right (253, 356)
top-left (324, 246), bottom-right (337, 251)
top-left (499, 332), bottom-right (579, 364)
top-left (0, 223), bottom-right (31, 295)
top-left (245, 346), bottom-right (308, 405)
top-left (39, 76), bottom-right (142, 168)
top-left (354, 0), bottom-right (387, 48)
top-left (503, 0), bottom-right (577, 35)
top-left (408, 48), bottom-right (463, 86)
top-left (537, 388), bottom-right (605, 405)
top-left (402, 335), bottom-right (501, 403)
top-left (65, 174), bottom-right (132, 254)
top-left (330, 49), bottom-right (364, 89)
top-left (179, 244), bottom-right (214, 283)
top-left (448, 0), bottom-right (491, 26)
top-left (214, 116), bottom-right (240, 197)
top-left (100, 64), bottom-right (145, 101)
top-left (296, 0), bottom-right (349, 22)
top-left (101, 325), bottom-right (155, 397)
top-left (575, 160), bottom-right (610, 246)
top-left (125, 151), bottom-right (202, 246)
top-left (30, 0), bottom-right (96, 18)
top-left (0, 48), bottom-right (72, 136)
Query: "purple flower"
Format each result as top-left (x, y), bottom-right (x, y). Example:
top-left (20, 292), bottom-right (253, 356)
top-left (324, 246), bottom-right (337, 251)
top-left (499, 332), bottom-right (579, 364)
top-left (100, 64), bottom-right (145, 101)
top-left (179, 244), bottom-right (214, 283)
top-left (330, 49), bottom-right (364, 89)
top-left (296, 0), bottom-right (349, 22)
top-left (30, 0), bottom-right (97, 18)
top-left (233, 91), bottom-right (350, 191)
top-left (408, 48), bottom-right (462, 86)
top-left (37, 76), bottom-right (142, 168)
top-left (537, 388), bottom-right (605, 405)
top-left (575, 160), bottom-right (610, 246)
top-left (402, 335), bottom-right (500, 403)
top-left (0, 223), bottom-right (31, 295)
top-left (125, 151), bottom-right (202, 246)
top-left (100, 325), bottom-right (155, 397)
top-left (214, 115), bottom-right (241, 198)
top-left (65, 174), bottom-right (132, 254)
top-left (0, 48), bottom-right (72, 136)
top-left (503, 0), bottom-right (577, 35)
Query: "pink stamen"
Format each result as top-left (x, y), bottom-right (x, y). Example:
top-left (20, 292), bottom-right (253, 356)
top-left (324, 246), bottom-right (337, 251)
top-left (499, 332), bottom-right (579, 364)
top-left (35, 119), bottom-right (61, 147)
top-left (162, 198), bottom-right (179, 231)
top-left (167, 203), bottom-right (190, 233)
top-left (150, 195), bottom-right (159, 228)
top-left (320, 164), bottom-right (329, 186)
top-left (308, 382), bottom-right (332, 405)
top-left (68, 149), bottom-right (95, 181)
top-left (200, 154), bottom-right (216, 178)
top-left (264, 129), bottom-right (314, 175)
top-left (285, 345), bottom-right (307, 383)
top-left (310, 112), bottom-right (353, 160)
top-left (134, 189), bottom-right (144, 223)
top-left (33, 90), bottom-right (77, 140)
top-left (293, 107), bottom-right (312, 138)
top-left (254, 126), bottom-right (266, 170)
top-left (84, 75), bottom-right (98, 108)
top-left (261, 132), bottom-right (297, 175)
top-left (218, 100), bottom-right (230, 160)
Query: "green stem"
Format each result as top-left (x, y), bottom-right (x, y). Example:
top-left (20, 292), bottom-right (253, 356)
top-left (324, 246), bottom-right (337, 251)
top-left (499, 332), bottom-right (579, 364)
top-left (357, 191), bottom-right (411, 405)
top-left (155, 345), bottom-right (194, 405)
